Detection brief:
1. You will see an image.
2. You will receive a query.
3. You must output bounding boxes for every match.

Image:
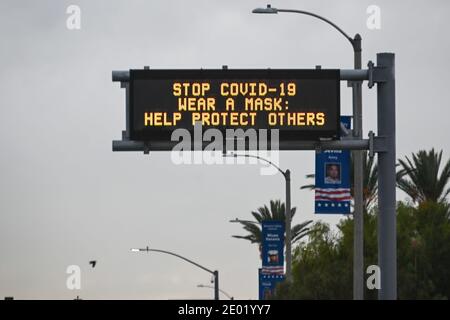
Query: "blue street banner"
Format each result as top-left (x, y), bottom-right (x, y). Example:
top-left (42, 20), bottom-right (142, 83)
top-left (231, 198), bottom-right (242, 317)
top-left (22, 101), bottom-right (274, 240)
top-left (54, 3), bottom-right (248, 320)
top-left (315, 116), bottom-right (352, 214)
top-left (258, 269), bottom-right (285, 300)
top-left (261, 220), bottom-right (285, 274)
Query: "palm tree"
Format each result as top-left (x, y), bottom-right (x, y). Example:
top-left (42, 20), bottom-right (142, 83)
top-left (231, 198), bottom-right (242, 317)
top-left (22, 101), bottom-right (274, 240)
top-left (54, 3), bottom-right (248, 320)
top-left (232, 200), bottom-right (313, 246)
top-left (397, 148), bottom-right (450, 204)
top-left (300, 152), bottom-right (378, 212)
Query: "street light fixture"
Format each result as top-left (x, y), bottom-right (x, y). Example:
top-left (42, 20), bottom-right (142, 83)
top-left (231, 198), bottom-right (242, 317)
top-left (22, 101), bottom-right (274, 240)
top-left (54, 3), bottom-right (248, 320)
top-left (252, 4), bottom-right (278, 14)
top-left (252, 4), bottom-right (365, 300)
top-left (197, 284), bottom-right (234, 300)
top-left (130, 246), bottom-right (220, 300)
top-left (223, 152), bottom-right (292, 283)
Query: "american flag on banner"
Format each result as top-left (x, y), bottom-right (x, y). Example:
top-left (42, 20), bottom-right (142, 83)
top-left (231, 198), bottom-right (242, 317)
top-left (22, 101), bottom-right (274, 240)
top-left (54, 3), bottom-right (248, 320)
top-left (315, 188), bottom-right (352, 202)
top-left (315, 187), bottom-right (352, 212)
top-left (261, 265), bottom-right (285, 275)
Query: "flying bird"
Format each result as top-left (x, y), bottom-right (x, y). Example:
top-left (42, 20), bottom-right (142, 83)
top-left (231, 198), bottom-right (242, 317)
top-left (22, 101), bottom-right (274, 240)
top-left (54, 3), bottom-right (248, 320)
top-left (89, 260), bottom-right (97, 268)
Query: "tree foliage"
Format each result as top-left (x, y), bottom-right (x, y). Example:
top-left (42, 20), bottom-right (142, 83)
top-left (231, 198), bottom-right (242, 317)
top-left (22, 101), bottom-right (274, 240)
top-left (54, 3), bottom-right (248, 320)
top-left (397, 148), bottom-right (450, 204)
top-left (232, 199), bottom-right (313, 248)
top-left (274, 201), bottom-right (450, 299)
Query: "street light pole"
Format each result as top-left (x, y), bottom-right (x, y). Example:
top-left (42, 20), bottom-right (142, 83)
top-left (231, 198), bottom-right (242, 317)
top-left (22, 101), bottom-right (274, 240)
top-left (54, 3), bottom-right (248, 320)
top-left (213, 270), bottom-right (219, 301)
top-left (252, 4), bottom-right (364, 300)
top-left (224, 153), bottom-right (292, 282)
top-left (352, 35), bottom-right (365, 301)
top-left (131, 246), bottom-right (220, 300)
top-left (285, 169), bottom-right (292, 282)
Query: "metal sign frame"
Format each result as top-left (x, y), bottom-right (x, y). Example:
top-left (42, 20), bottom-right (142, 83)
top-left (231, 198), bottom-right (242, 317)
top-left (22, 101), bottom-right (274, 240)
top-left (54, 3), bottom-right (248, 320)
top-left (112, 53), bottom-right (397, 300)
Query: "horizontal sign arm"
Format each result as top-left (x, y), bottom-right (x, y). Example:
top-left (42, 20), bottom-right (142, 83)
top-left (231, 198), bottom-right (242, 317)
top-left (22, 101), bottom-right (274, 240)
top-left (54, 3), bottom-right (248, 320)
top-left (112, 68), bottom-right (380, 83)
top-left (112, 137), bottom-right (387, 152)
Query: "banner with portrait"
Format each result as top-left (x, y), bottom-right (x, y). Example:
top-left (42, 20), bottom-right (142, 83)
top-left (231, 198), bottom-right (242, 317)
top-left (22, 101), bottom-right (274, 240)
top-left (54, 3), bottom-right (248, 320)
top-left (261, 220), bottom-right (285, 274)
top-left (314, 116), bottom-right (352, 214)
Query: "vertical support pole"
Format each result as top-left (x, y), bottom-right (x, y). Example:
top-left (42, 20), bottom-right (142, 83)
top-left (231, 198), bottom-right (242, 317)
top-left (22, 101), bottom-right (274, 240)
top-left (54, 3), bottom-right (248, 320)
top-left (285, 169), bottom-right (292, 282)
top-left (214, 270), bottom-right (220, 300)
top-left (377, 53), bottom-right (397, 300)
top-left (352, 33), bottom-right (364, 300)
top-left (124, 82), bottom-right (130, 140)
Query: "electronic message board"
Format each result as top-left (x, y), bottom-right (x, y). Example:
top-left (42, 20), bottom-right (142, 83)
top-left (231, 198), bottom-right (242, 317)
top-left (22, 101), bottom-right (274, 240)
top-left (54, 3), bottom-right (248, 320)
top-left (129, 69), bottom-right (340, 147)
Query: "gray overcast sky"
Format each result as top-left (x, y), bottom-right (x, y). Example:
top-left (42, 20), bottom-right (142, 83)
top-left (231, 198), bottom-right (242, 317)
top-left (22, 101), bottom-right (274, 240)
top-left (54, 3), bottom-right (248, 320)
top-left (1, 0), bottom-right (449, 299)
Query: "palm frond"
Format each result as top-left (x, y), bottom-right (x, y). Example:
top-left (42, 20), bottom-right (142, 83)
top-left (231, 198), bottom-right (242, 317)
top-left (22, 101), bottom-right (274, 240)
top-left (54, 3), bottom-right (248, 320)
top-left (232, 235), bottom-right (258, 243)
top-left (232, 200), bottom-right (311, 249)
top-left (397, 149), bottom-right (450, 204)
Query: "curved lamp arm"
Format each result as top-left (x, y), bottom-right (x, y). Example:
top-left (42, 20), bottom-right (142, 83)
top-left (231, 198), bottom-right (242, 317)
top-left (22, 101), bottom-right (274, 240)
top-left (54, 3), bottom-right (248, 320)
top-left (253, 5), bottom-right (360, 52)
top-left (223, 153), bottom-right (286, 177)
top-left (131, 247), bottom-right (215, 275)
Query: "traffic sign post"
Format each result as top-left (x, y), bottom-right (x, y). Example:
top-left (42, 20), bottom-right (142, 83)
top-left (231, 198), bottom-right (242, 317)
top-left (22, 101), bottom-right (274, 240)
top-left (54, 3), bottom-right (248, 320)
top-left (112, 54), bottom-right (397, 299)
top-left (376, 53), bottom-right (396, 300)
